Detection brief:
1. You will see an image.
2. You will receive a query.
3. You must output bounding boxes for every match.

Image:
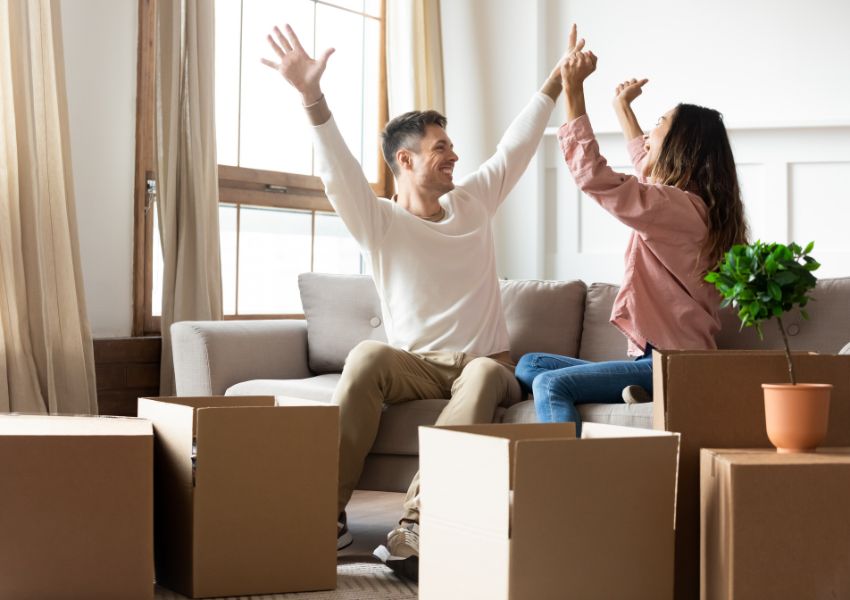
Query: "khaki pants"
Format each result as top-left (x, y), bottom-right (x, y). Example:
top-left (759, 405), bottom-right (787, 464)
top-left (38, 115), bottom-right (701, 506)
top-left (332, 340), bottom-right (521, 522)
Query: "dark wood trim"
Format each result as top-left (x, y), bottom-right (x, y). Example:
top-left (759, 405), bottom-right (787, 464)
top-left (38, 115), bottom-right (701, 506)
top-left (94, 337), bottom-right (161, 416)
top-left (218, 187), bottom-right (333, 212)
top-left (377, 0), bottom-right (393, 198)
top-left (132, 0), bottom-right (156, 336)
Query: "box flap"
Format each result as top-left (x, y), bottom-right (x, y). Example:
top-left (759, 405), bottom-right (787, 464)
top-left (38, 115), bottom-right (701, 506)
top-left (137, 398), bottom-right (196, 595)
top-left (436, 422), bottom-right (575, 441)
top-left (140, 395), bottom-right (276, 409)
top-left (0, 414), bottom-right (152, 436)
top-left (581, 421), bottom-right (678, 439)
top-left (273, 396), bottom-right (327, 407)
top-left (419, 427), bottom-right (516, 539)
top-left (510, 435), bottom-right (678, 600)
top-left (192, 405), bottom-right (338, 596)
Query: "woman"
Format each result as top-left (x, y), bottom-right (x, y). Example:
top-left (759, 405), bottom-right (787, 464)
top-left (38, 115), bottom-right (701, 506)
top-left (515, 42), bottom-right (748, 434)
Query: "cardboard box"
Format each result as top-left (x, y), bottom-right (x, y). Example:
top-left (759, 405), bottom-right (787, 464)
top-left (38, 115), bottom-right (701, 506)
top-left (419, 422), bottom-right (680, 600)
top-left (0, 414), bottom-right (153, 600)
top-left (137, 396), bottom-right (338, 598)
top-left (701, 448), bottom-right (850, 599)
top-left (652, 350), bottom-right (850, 599)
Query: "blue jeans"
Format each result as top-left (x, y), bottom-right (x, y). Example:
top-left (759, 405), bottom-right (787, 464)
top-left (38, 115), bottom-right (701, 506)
top-left (514, 349), bottom-right (653, 436)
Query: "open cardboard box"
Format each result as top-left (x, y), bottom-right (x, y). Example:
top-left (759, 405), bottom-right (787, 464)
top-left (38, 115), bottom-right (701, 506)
top-left (652, 350), bottom-right (850, 599)
top-left (701, 448), bottom-right (850, 600)
top-left (0, 414), bottom-right (153, 600)
top-left (137, 396), bottom-right (338, 598)
top-left (418, 422), bottom-right (680, 600)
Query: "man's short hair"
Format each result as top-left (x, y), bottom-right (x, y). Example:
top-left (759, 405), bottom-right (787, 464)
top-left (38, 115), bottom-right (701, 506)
top-left (381, 110), bottom-right (448, 176)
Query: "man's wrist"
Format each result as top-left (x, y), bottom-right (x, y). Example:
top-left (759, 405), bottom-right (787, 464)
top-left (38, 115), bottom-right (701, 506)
top-left (304, 94), bottom-right (331, 126)
top-left (300, 85), bottom-right (323, 106)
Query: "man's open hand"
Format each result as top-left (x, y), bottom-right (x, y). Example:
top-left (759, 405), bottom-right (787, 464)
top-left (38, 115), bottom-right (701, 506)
top-left (261, 24), bottom-right (334, 105)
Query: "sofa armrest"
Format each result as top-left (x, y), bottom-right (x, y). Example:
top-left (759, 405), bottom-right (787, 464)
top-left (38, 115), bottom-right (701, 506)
top-left (171, 320), bottom-right (312, 395)
top-left (841, 342), bottom-right (850, 355)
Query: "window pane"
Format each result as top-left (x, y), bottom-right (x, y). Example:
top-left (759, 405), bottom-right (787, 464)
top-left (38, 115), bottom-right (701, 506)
top-left (239, 0), bottom-right (315, 174)
top-left (214, 0), bottom-right (242, 166)
top-left (363, 1), bottom-right (381, 17)
top-left (362, 16), bottom-right (381, 183)
top-left (322, 0), bottom-right (364, 12)
top-left (151, 202), bottom-right (163, 317)
top-left (316, 4), bottom-right (364, 167)
top-left (237, 206), bottom-right (311, 314)
top-left (219, 204), bottom-right (238, 315)
top-left (314, 212), bottom-right (363, 274)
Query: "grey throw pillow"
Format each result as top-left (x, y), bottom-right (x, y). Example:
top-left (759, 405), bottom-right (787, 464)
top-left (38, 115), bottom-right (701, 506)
top-left (298, 273), bottom-right (387, 374)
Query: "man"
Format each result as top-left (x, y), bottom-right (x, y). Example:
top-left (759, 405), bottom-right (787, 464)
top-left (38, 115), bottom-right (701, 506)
top-left (263, 23), bottom-right (580, 581)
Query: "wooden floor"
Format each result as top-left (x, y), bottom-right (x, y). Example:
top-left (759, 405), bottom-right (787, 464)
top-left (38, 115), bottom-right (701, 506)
top-left (338, 490), bottom-right (406, 563)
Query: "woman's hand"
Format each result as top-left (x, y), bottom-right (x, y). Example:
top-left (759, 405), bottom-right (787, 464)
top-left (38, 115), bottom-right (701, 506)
top-left (614, 78), bottom-right (649, 107)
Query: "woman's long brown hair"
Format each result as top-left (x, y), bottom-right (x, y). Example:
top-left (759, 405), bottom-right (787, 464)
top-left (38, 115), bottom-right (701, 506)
top-left (651, 104), bottom-right (749, 272)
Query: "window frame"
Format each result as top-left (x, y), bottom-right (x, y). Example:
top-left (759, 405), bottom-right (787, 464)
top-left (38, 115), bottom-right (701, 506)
top-left (132, 0), bottom-right (391, 336)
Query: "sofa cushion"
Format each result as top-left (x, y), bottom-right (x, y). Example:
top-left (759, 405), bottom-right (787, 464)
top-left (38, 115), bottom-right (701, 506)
top-left (500, 398), bottom-right (654, 429)
top-left (578, 283), bottom-right (629, 361)
top-left (225, 373), bottom-right (341, 401)
top-left (299, 273), bottom-right (387, 374)
top-left (501, 279), bottom-right (586, 362)
top-left (299, 274), bottom-right (590, 372)
top-left (716, 276), bottom-right (850, 354)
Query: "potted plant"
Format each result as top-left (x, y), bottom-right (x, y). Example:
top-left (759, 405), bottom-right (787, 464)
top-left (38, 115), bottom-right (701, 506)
top-left (705, 241), bottom-right (831, 453)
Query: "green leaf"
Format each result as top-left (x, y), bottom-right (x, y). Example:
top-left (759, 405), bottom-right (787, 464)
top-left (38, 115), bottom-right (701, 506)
top-left (801, 309), bottom-right (810, 320)
top-left (804, 241), bottom-right (814, 254)
top-left (768, 281), bottom-right (781, 301)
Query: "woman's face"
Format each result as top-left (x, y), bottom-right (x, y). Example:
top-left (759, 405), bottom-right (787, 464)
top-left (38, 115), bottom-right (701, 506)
top-left (643, 107), bottom-right (676, 178)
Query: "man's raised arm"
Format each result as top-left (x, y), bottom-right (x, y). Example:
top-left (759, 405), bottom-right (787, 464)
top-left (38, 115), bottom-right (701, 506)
top-left (263, 25), bottom-right (391, 251)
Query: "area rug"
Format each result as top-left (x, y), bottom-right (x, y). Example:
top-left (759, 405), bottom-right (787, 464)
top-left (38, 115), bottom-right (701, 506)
top-left (154, 562), bottom-right (417, 599)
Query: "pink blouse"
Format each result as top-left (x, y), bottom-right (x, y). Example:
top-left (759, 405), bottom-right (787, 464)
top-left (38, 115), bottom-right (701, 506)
top-left (558, 114), bottom-right (721, 356)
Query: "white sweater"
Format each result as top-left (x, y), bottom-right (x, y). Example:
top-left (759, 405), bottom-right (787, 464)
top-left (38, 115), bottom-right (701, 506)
top-left (312, 92), bottom-right (554, 356)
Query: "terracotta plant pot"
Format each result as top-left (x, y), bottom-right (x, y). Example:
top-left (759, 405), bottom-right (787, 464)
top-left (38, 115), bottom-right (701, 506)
top-left (762, 383), bottom-right (832, 453)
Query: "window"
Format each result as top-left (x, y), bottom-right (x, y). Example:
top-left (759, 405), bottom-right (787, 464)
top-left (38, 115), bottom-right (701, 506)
top-left (134, 0), bottom-right (389, 334)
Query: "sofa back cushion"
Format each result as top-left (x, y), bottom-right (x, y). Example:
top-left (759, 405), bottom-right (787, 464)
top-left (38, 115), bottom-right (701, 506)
top-left (299, 273), bottom-right (388, 374)
top-left (577, 277), bottom-right (850, 360)
top-left (578, 283), bottom-right (630, 361)
top-left (299, 273), bottom-right (587, 373)
top-left (716, 276), bottom-right (850, 354)
top-left (501, 279), bottom-right (587, 362)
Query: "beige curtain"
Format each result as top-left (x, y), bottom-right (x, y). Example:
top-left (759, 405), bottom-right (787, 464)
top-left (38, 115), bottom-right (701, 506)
top-left (386, 0), bottom-right (445, 115)
top-left (0, 0), bottom-right (97, 414)
top-left (155, 0), bottom-right (222, 395)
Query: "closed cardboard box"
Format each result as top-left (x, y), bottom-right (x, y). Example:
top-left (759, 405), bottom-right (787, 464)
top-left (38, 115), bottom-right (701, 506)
top-left (138, 396), bottom-right (338, 598)
top-left (701, 448), bottom-right (850, 599)
top-left (0, 415), bottom-right (154, 600)
top-left (419, 422), bottom-right (680, 600)
top-left (652, 350), bottom-right (850, 599)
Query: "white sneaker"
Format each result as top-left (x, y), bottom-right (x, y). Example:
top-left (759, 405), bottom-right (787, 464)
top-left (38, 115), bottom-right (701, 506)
top-left (337, 512), bottom-right (353, 551)
top-left (374, 521), bottom-right (419, 582)
top-left (622, 385), bottom-right (652, 404)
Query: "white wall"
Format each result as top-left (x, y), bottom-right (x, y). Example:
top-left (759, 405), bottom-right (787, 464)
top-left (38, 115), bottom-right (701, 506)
top-left (60, 0), bottom-right (137, 337)
top-left (443, 0), bottom-right (850, 281)
top-left (441, 0), bottom-right (548, 278)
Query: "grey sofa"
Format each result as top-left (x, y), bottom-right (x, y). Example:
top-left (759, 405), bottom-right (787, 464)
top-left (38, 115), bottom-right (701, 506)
top-left (172, 273), bottom-right (850, 492)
